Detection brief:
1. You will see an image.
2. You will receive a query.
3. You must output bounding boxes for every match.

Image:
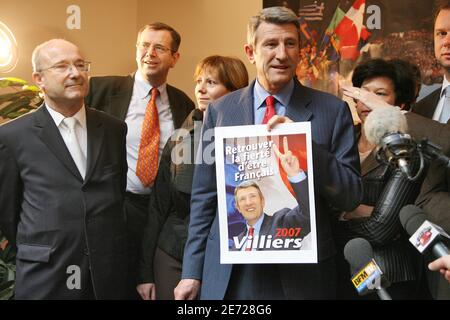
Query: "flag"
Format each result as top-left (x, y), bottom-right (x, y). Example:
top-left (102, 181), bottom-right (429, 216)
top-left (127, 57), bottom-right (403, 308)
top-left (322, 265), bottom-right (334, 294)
top-left (321, 5), bottom-right (346, 61)
top-left (334, 0), bottom-right (371, 60)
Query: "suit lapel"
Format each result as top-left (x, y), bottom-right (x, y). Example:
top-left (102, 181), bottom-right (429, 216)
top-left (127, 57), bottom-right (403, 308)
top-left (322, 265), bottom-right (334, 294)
top-left (285, 79), bottom-right (313, 122)
top-left (415, 88), bottom-right (442, 119)
top-left (84, 108), bottom-right (105, 183)
top-left (259, 214), bottom-right (271, 234)
top-left (425, 88), bottom-right (442, 118)
top-left (227, 79), bottom-right (311, 125)
top-left (167, 84), bottom-right (187, 129)
top-left (34, 105), bottom-right (83, 181)
top-left (232, 83), bottom-right (255, 125)
top-left (361, 151), bottom-right (381, 176)
top-left (109, 75), bottom-right (134, 120)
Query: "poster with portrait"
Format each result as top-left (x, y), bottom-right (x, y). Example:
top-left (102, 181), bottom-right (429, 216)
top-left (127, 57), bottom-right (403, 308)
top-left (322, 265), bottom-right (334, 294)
top-left (215, 122), bottom-right (317, 264)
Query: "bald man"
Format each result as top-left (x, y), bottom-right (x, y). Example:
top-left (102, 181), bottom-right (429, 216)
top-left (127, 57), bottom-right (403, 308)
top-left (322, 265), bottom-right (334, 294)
top-left (0, 39), bottom-right (128, 299)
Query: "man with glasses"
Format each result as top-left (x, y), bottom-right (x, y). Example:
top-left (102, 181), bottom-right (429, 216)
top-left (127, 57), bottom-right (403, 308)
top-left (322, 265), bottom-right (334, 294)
top-left (86, 22), bottom-right (194, 299)
top-left (0, 39), bottom-right (129, 299)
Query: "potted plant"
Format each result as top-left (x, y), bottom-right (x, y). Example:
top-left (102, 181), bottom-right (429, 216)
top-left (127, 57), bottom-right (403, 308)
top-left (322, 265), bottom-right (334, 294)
top-left (0, 77), bottom-right (42, 122)
top-left (0, 232), bottom-right (15, 300)
top-left (0, 77), bottom-right (41, 299)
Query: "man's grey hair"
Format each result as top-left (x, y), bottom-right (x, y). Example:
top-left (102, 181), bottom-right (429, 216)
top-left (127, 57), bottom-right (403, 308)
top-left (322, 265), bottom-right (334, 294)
top-left (234, 180), bottom-right (264, 200)
top-left (247, 6), bottom-right (300, 48)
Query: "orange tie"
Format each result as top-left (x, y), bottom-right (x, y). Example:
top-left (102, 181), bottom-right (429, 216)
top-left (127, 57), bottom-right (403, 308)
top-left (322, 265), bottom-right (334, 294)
top-left (262, 95), bottom-right (276, 124)
top-left (245, 227), bottom-right (255, 251)
top-left (136, 87), bottom-right (160, 187)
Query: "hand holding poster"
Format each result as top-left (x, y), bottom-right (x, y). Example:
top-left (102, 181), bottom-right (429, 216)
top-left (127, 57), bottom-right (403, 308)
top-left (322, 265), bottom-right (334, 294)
top-left (215, 122), bottom-right (317, 264)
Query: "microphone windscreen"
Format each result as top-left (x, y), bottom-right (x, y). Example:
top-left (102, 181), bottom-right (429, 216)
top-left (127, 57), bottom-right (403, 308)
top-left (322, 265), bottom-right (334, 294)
top-left (399, 205), bottom-right (427, 236)
top-left (364, 106), bottom-right (407, 145)
top-left (344, 238), bottom-right (373, 274)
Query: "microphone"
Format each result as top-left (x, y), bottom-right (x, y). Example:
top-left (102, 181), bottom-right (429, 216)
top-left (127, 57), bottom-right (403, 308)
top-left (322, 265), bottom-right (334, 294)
top-left (399, 205), bottom-right (450, 258)
top-left (364, 106), bottom-right (450, 180)
top-left (364, 106), bottom-right (408, 146)
top-left (344, 238), bottom-right (392, 300)
top-left (364, 107), bottom-right (419, 179)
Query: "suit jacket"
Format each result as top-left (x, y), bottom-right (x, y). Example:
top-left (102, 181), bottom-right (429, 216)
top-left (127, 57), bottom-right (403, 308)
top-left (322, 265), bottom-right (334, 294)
top-left (406, 110), bottom-right (450, 233)
top-left (182, 79), bottom-right (362, 299)
top-left (231, 180), bottom-right (311, 251)
top-left (411, 88), bottom-right (441, 119)
top-left (0, 105), bottom-right (128, 299)
top-left (138, 109), bottom-right (203, 283)
top-left (409, 97), bottom-right (450, 299)
top-left (85, 74), bottom-right (195, 128)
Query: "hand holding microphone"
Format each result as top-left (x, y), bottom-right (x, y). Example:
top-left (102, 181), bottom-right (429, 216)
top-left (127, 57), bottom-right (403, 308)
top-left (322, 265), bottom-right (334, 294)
top-left (428, 256), bottom-right (450, 284)
top-left (400, 205), bottom-right (450, 285)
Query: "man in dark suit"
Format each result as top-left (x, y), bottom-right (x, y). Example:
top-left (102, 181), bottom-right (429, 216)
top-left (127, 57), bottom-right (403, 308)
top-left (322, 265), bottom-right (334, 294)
top-left (231, 180), bottom-right (311, 251)
top-left (411, 1), bottom-right (450, 299)
top-left (0, 39), bottom-right (128, 299)
top-left (175, 7), bottom-right (361, 300)
top-left (85, 22), bottom-right (194, 299)
top-left (408, 111), bottom-right (450, 300)
top-left (231, 141), bottom-right (311, 251)
top-left (412, 1), bottom-right (450, 124)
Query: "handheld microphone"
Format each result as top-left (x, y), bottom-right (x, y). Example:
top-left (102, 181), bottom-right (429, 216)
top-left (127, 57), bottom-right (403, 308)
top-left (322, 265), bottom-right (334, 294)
top-left (344, 238), bottom-right (392, 300)
top-left (399, 205), bottom-right (450, 258)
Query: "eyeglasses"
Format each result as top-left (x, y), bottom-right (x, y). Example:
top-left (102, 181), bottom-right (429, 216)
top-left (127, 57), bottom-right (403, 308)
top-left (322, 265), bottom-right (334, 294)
top-left (137, 42), bottom-right (174, 55)
top-left (39, 61), bottom-right (91, 73)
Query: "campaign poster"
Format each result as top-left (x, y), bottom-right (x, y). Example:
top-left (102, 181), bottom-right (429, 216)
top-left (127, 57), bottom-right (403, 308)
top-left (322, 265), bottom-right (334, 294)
top-left (215, 123), bottom-right (317, 264)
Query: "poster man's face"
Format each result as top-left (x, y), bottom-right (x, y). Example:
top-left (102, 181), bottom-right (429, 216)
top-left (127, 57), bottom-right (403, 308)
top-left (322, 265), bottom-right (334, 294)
top-left (235, 186), bottom-right (265, 227)
top-left (434, 9), bottom-right (450, 74)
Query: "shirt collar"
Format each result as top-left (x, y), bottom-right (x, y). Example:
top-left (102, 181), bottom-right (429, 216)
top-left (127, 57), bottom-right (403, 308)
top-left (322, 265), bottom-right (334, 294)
top-left (254, 78), bottom-right (294, 110)
top-left (441, 76), bottom-right (450, 98)
top-left (246, 213), bottom-right (265, 234)
top-left (46, 104), bottom-right (86, 129)
top-left (134, 71), bottom-right (167, 100)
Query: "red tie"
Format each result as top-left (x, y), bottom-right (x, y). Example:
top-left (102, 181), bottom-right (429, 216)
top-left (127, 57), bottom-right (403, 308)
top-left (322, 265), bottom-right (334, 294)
top-left (262, 95), bottom-right (276, 124)
top-left (136, 88), bottom-right (160, 187)
top-left (245, 227), bottom-right (255, 251)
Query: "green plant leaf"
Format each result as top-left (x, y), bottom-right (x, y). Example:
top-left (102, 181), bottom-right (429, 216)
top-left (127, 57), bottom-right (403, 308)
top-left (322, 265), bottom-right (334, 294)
top-left (0, 97), bottom-right (32, 117)
top-left (22, 85), bottom-right (41, 92)
top-left (0, 77), bottom-right (27, 88)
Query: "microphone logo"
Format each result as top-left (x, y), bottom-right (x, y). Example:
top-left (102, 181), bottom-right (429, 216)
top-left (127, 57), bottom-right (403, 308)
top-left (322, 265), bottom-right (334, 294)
top-left (351, 259), bottom-right (383, 294)
top-left (415, 227), bottom-right (433, 248)
top-left (409, 220), bottom-right (449, 253)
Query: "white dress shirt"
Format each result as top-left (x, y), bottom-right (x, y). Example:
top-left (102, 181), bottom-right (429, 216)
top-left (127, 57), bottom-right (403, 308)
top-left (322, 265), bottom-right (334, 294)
top-left (46, 104), bottom-right (87, 178)
top-left (125, 72), bottom-right (174, 194)
top-left (432, 76), bottom-right (450, 123)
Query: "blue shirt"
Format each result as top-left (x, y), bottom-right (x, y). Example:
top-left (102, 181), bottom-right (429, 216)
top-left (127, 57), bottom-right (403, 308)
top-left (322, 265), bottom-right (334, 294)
top-left (253, 78), bottom-right (306, 183)
top-left (253, 78), bottom-right (294, 124)
top-left (241, 214), bottom-right (265, 251)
